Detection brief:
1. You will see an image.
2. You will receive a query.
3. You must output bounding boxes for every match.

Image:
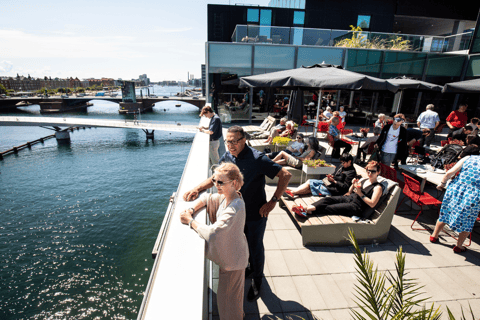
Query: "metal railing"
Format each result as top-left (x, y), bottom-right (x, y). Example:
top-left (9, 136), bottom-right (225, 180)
top-left (231, 25), bottom-right (473, 53)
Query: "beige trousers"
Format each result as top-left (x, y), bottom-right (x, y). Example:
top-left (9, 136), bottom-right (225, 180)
top-left (217, 268), bottom-right (245, 320)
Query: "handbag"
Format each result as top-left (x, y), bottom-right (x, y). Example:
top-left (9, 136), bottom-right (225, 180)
top-left (369, 145), bottom-right (380, 162)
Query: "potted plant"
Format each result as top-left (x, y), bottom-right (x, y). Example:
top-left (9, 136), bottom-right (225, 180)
top-left (301, 159), bottom-right (336, 176)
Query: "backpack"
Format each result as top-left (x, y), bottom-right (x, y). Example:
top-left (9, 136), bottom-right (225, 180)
top-left (429, 144), bottom-right (463, 169)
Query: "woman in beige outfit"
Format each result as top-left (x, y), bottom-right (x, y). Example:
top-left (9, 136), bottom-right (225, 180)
top-left (180, 163), bottom-right (249, 320)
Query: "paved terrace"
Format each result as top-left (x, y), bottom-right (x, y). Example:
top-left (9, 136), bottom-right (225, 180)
top-left (209, 130), bottom-right (480, 320)
top-left (210, 185), bottom-right (480, 320)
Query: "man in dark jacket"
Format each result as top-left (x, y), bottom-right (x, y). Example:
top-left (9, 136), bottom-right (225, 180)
top-left (375, 114), bottom-right (408, 167)
top-left (284, 154), bottom-right (357, 197)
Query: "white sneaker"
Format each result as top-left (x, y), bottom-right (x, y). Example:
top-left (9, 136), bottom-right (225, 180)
top-left (352, 216), bottom-right (361, 222)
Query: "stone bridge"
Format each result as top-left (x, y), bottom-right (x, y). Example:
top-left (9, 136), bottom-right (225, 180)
top-left (0, 96), bottom-right (206, 114)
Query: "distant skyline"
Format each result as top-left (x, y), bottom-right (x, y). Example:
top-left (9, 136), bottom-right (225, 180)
top-left (0, 0), bottom-right (270, 82)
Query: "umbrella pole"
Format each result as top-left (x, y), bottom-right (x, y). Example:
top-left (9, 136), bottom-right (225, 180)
top-left (249, 87), bottom-right (253, 124)
top-left (315, 89), bottom-right (323, 136)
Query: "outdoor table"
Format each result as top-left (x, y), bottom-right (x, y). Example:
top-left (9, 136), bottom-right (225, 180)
top-left (348, 134), bottom-right (368, 160)
top-left (300, 163), bottom-right (335, 184)
top-left (398, 164), bottom-right (445, 193)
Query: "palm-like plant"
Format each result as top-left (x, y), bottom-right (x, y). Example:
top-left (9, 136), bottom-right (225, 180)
top-left (347, 229), bottom-right (442, 320)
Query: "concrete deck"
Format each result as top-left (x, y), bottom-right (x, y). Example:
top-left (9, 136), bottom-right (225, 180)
top-left (211, 177), bottom-right (480, 320)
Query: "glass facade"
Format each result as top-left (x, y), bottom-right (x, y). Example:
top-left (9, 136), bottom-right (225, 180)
top-left (466, 54), bottom-right (480, 78)
top-left (208, 43), bottom-right (252, 76)
top-left (345, 49), bottom-right (383, 77)
top-left (253, 45), bottom-right (296, 74)
top-left (382, 52), bottom-right (426, 79)
top-left (297, 47), bottom-right (343, 67)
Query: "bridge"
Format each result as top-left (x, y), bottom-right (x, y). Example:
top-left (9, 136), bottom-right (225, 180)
top-left (0, 95), bottom-right (206, 114)
top-left (0, 116), bottom-right (206, 141)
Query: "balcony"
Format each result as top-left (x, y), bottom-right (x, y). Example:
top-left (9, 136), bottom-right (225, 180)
top-left (231, 25), bottom-right (473, 53)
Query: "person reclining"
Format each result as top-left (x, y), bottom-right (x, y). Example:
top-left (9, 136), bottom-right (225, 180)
top-left (272, 136), bottom-right (320, 169)
top-left (250, 117), bottom-right (286, 139)
top-left (264, 120), bottom-right (296, 144)
top-left (284, 154), bottom-right (356, 198)
top-left (298, 161), bottom-right (383, 220)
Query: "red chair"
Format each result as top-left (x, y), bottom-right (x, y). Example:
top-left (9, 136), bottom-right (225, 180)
top-left (379, 163), bottom-right (398, 182)
top-left (395, 173), bottom-right (442, 230)
top-left (317, 121), bottom-right (329, 138)
top-left (300, 115), bottom-right (314, 133)
top-left (407, 141), bottom-right (421, 164)
top-left (440, 140), bottom-right (448, 147)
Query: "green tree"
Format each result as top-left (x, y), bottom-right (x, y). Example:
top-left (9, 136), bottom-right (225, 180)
top-left (0, 83), bottom-right (6, 94)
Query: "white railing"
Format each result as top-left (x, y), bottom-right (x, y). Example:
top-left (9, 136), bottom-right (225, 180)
top-left (137, 117), bottom-right (211, 320)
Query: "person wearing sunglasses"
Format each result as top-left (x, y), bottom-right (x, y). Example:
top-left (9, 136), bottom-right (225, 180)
top-left (180, 163), bottom-right (248, 320)
top-left (299, 161), bottom-right (383, 221)
top-left (375, 113), bottom-right (408, 167)
top-left (182, 125), bottom-right (291, 302)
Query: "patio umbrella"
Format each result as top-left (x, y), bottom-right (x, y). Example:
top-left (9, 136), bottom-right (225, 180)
top-left (239, 64), bottom-right (399, 127)
top-left (442, 78), bottom-right (480, 93)
top-left (386, 76), bottom-right (443, 113)
top-left (287, 88), bottom-right (304, 124)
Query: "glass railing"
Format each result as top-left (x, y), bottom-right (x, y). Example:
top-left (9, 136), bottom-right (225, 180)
top-left (231, 25), bottom-right (473, 53)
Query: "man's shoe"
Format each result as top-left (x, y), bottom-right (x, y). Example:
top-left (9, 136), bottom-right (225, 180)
top-left (247, 279), bottom-right (261, 301)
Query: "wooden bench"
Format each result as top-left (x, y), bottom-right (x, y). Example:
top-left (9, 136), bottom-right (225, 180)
top-left (280, 164), bottom-right (401, 246)
top-left (243, 116), bottom-right (276, 134)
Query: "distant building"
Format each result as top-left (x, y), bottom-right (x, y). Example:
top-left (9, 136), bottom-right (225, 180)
top-left (139, 74), bottom-right (150, 86)
top-left (0, 75), bottom-right (89, 91)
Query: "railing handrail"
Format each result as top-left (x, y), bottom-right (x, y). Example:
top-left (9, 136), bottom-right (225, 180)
top-left (231, 24), bottom-right (473, 53)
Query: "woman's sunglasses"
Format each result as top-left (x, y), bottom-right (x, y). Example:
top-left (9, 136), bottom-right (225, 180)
top-left (212, 178), bottom-right (232, 186)
top-left (367, 169), bottom-right (377, 174)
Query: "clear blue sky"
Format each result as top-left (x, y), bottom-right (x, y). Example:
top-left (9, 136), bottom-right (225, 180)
top-left (0, 0), bottom-right (269, 82)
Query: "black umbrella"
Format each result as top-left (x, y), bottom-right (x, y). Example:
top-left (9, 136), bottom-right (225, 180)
top-left (239, 64), bottom-right (399, 127)
top-left (442, 78), bottom-right (480, 93)
top-left (239, 64), bottom-right (399, 92)
top-left (386, 76), bottom-right (443, 113)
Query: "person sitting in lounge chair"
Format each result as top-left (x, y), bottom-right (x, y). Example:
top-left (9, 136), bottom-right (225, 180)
top-left (296, 161), bottom-right (383, 219)
top-left (284, 154), bottom-right (356, 198)
top-left (264, 120), bottom-right (295, 144)
top-left (272, 136), bottom-right (320, 169)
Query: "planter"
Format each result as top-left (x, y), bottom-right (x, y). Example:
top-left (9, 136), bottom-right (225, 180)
top-left (302, 163), bottom-right (336, 175)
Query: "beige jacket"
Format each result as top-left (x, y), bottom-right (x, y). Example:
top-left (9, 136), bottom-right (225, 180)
top-left (196, 193), bottom-right (249, 271)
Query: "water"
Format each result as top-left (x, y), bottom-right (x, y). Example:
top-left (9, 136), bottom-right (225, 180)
top-left (0, 86), bottom-right (201, 319)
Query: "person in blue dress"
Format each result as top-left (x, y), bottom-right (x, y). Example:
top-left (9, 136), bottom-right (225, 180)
top-left (430, 155), bottom-right (480, 253)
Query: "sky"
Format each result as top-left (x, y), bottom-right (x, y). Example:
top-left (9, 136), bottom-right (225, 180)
top-left (0, 0), bottom-right (270, 82)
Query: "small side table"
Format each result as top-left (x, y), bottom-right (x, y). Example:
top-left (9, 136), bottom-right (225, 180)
top-left (300, 163), bottom-right (336, 184)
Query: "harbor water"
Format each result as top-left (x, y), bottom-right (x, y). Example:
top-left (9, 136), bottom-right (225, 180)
top-left (0, 86), bottom-right (200, 319)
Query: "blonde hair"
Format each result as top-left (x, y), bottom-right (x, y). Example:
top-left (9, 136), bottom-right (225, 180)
top-left (285, 120), bottom-right (295, 128)
top-left (215, 163), bottom-right (244, 190)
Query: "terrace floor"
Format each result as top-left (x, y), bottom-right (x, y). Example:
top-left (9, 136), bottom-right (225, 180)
top-left (209, 136), bottom-right (480, 319)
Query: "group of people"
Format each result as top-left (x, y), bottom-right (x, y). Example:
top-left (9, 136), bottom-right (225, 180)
top-left (187, 103), bottom-right (479, 319)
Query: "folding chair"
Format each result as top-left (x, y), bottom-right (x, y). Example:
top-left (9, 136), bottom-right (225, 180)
top-left (395, 173), bottom-right (442, 230)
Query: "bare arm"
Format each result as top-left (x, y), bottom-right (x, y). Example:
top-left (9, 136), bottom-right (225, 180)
top-left (259, 168), bottom-right (292, 217)
top-left (183, 177), bottom-right (214, 201)
top-left (437, 156), bottom-right (468, 190)
top-left (355, 185), bottom-right (383, 208)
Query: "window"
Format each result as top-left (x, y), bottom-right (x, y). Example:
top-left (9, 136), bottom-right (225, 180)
top-left (247, 9), bottom-right (259, 23)
top-left (260, 9), bottom-right (272, 26)
top-left (357, 15), bottom-right (371, 29)
top-left (293, 11), bottom-right (305, 26)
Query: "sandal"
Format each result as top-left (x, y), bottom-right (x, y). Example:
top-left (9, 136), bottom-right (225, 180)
top-left (292, 205), bottom-right (307, 218)
top-left (429, 236), bottom-right (439, 243)
top-left (283, 189), bottom-right (295, 200)
top-left (453, 246), bottom-right (467, 253)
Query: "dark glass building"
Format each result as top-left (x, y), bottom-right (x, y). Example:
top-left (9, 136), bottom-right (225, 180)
top-left (206, 0), bottom-right (480, 119)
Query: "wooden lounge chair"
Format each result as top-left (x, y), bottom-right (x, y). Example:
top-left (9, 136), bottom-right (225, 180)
top-left (280, 164), bottom-right (401, 246)
top-left (243, 116), bottom-right (276, 134)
